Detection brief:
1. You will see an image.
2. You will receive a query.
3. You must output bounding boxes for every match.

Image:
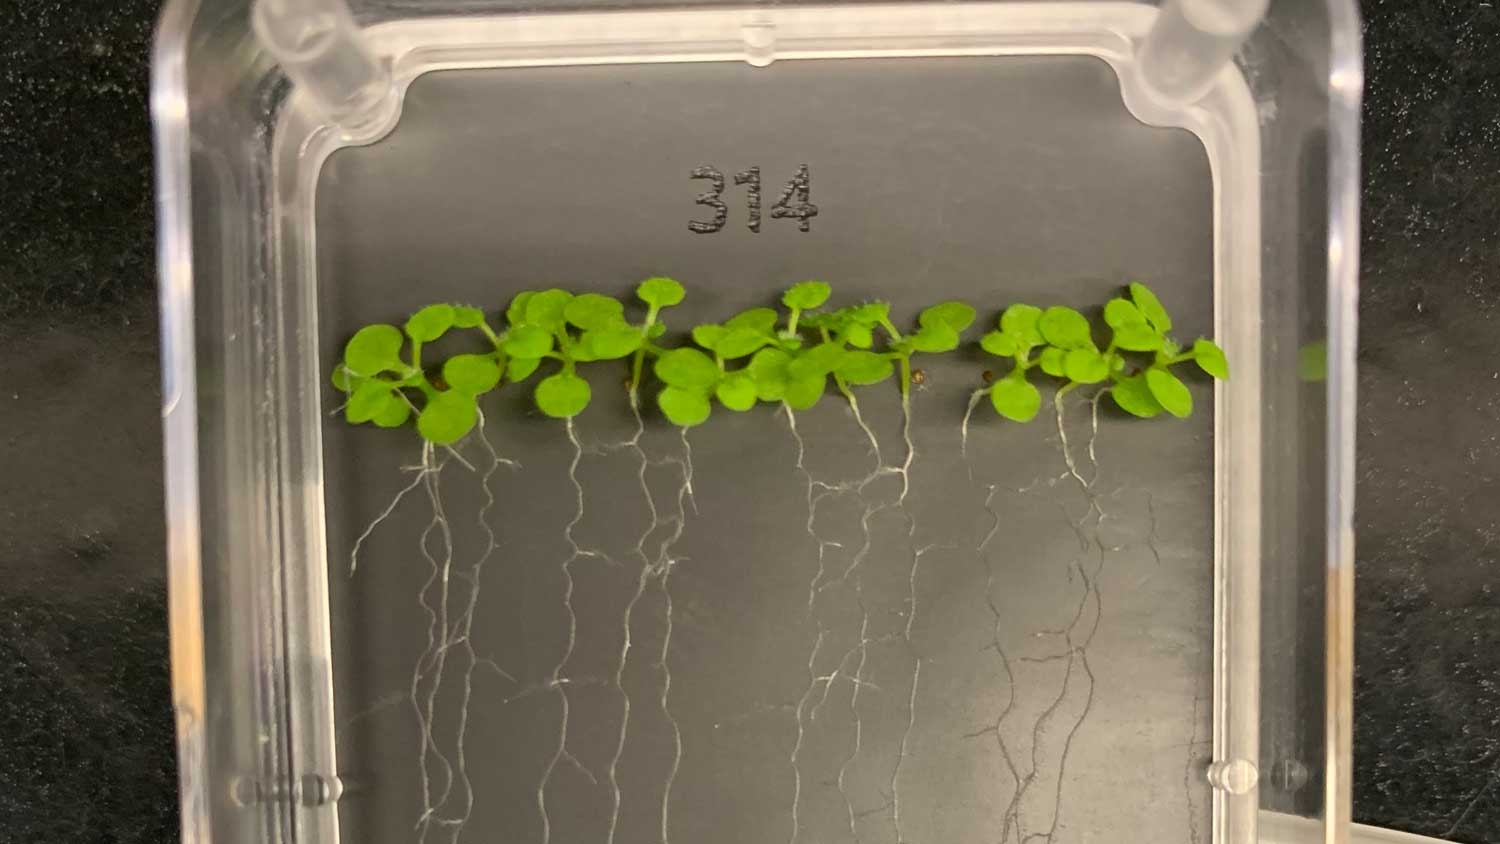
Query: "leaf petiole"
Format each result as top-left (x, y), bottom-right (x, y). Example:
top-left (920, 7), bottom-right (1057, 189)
top-left (477, 320), bottom-right (503, 349)
top-left (784, 306), bottom-right (803, 338)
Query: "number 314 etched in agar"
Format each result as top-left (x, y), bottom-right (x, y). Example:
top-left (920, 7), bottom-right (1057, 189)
top-left (688, 164), bottom-right (818, 234)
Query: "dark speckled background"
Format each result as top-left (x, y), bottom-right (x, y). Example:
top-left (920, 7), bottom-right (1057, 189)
top-left (0, 1), bottom-right (1497, 842)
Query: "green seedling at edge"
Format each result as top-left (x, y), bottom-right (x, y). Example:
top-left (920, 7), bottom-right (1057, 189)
top-left (973, 282), bottom-right (1229, 423)
top-left (333, 302), bottom-right (502, 446)
top-left (332, 278), bottom-right (682, 444)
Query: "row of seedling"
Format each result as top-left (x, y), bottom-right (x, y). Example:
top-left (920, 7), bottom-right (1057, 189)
top-left (333, 278), bottom-right (1228, 444)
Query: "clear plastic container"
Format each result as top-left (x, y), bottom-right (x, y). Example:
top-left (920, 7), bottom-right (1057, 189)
top-left (151, 2), bottom-right (1361, 843)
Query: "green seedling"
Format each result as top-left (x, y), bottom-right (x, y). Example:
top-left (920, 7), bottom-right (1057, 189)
top-left (973, 282), bottom-right (1229, 423)
top-left (661, 282), bottom-right (965, 426)
top-left (658, 281), bottom-right (841, 426)
top-left (332, 278), bottom-right (685, 445)
top-left (334, 302), bottom-right (502, 446)
top-left (503, 288), bottom-right (648, 420)
top-left (1097, 282), bottom-right (1228, 418)
top-left (629, 277), bottom-right (685, 404)
top-left (880, 300), bottom-right (977, 406)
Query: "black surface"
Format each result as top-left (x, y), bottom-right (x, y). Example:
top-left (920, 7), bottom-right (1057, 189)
top-left (1355, 3), bottom-right (1500, 841)
top-left (0, 1), bottom-right (1495, 842)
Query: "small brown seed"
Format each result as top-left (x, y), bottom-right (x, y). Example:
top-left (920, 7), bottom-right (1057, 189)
top-left (981, 370), bottom-right (996, 383)
top-left (911, 368), bottom-right (927, 385)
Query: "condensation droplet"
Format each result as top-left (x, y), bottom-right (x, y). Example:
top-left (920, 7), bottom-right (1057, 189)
top-left (1207, 758), bottom-right (1259, 795)
top-left (742, 22), bottom-right (776, 68)
top-left (230, 776), bottom-right (261, 807)
top-left (300, 773), bottom-right (345, 806)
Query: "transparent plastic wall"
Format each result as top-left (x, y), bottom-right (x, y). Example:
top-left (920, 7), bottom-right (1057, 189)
top-left (152, 2), bottom-right (1359, 844)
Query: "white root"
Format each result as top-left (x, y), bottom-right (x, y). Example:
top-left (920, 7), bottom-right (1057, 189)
top-left (411, 442), bottom-right (455, 841)
top-left (535, 419), bottom-right (589, 844)
top-left (654, 427), bottom-right (694, 844)
top-left (605, 400), bottom-right (657, 844)
top-left (782, 386), bottom-right (931, 844)
top-left (580, 400), bottom-right (695, 844)
top-left (961, 388), bottom-right (1112, 844)
top-left (348, 414), bottom-right (517, 844)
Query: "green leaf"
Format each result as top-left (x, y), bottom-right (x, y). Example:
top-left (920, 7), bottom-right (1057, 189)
top-left (344, 325), bottom-right (405, 376)
top-left (1038, 306), bottom-right (1093, 350)
top-left (844, 324), bottom-right (874, 349)
top-left (535, 372), bottom-right (592, 418)
top-left (655, 348), bottom-right (720, 391)
top-left (1064, 348), bottom-right (1110, 384)
top-left (331, 364), bottom-right (358, 392)
top-left (405, 304), bottom-right (456, 343)
top-left (715, 373), bottom-right (758, 411)
top-left (748, 348), bottom-right (792, 401)
top-left (658, 386), bottom-right (712, 426)
top-left (1111, 374), bottom-right (1163, 418)
top-left (710, 328), bottom-right (764, 360)
top-left (452, 305), bottom-right (487, 328)
top-left (418, 391), bottom-right (479, 444)
top-left (1112, 323), bottom-right (1163, 352)
top-left (648, 323), bottom-right (667, 340)
top-left (788, 342), bottom-right (847, 379)
top-left (506, 291), bottom-right (536, 326)
top-left (347, 380), bottom-right (396, 424)
top-left (372, 397), bottom-right (411, 428)
top-left (724, 307), bottom-right (778, 336)
top-left (581, 326), bottom-right (642, 361)
top-left (507, 356), bottom-right (541, 382)
top-left (837, 351), bottom-right (894, 386)
top-left (503, 325), bottom-right (554, 359)
top-left (1145, 366), bottom-right (1192, 418)
top-left (1129, 282), bottom-right (1173, 333)
top-left (919, 301), bottom-right (977, 333)
top-left (782, 281), bottom-right (832, 310)
top-left (1039, 346), bottom-right (1067, 377)
top-left (908, 323), bottom-right (959, 354)
top-left (1193, 338), bottom-right (1230, 380)
top-left (798, 311), bottom-right (833, 331)
top-left (564, 293), bottom-right (625, 331)
top-left (1000, 304), bottom-right (1045, 348)
top-left (1103, 298), bottom-right (1146, 329)
top-left (981, 331), bottom-right (1018, 357)
top-left (784, 372), bottom-right (827, 410)
top-left (692, 324), bottom-right (727, 351)
top-left (525, 289), bottom-right (573, 330)
top-left (443, 354), bottom-right (502, 395)
top-left (849, 302), bottom-right (891, 325)
top-left (637, 277), bottom-right (686, 308)
top-left (990, 375), bottom-right (1041, 422)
